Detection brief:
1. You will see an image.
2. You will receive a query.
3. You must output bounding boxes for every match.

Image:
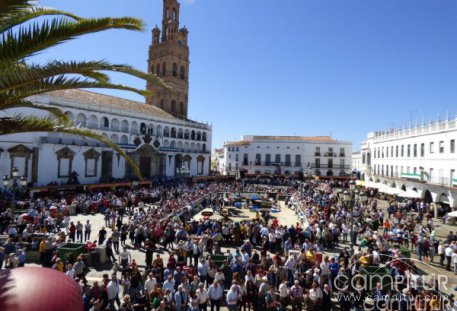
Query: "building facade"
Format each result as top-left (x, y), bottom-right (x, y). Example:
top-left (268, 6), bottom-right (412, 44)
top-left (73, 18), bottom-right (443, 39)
top-left (0, 0), bottom-right (212, 188)
top-left (222, 135), bottom-right (352, 177)
top-left (360, 115), bottom-right (457, 209)
top-left (147, 0), bottom-right (189, 119)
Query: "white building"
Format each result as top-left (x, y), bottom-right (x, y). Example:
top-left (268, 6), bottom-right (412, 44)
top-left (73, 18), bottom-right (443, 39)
top-left (0, 0), bottom-right (213, 188)
top-left (212, 148), bottom-right (225, 175)
top-left (221, 135), bottom-right (352, 177)
top-left (360, 115), bottom-right (457, 210)
top-left (0, 90), bottom-right (212, 187)
top-left (352, 151), bottom-right (362, 178)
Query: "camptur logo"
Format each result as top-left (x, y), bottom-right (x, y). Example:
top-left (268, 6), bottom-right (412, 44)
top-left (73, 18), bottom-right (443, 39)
top-left (333, 254), bottom-right (452, 310)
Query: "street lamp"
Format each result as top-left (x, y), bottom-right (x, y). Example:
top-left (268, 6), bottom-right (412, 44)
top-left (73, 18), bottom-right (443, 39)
top-left (342, 184), bottom-right (361, 254)
top-left (2, 167), bottom-right (27, 208)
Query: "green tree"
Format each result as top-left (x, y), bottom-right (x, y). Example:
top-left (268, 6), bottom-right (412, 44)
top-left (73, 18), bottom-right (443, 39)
top-left (0, 0), bottom-right (171, 179)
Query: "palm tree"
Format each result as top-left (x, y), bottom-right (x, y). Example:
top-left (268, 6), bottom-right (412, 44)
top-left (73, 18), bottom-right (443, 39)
top-left (0, 0), bottom-right (171, 179)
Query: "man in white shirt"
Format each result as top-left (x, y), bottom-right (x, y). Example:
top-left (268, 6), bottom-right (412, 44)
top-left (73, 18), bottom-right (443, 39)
top-left (163, 275), bottom-right (176, 295)
top-left (226, 285), bottom-right (240, 311)
top-left (145, 272), bottom-right (157, 297)
top-left (107, 274), bottom-right (120, 310)
top-left (196, 283), bottom-right (208, 310)
top-left (445, 245), bottom-right (454, 271)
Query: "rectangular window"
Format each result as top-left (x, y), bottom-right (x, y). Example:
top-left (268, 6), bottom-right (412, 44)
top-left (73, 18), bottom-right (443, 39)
top-left (386, 147), bottom-right (388, 158)
top-left (243, 153), bottom-right (248, 165)
top-left (285, 154), bottom-right (291, 166)
top-left (315, 147), bottom-right (320, 156)
top-left (340, 159), bottom-right (345, 169)
top-left (413, 144), bottom-right (417, 157)
top-left (451, 140), bottom-right (455, 153)
top-left (382, 147), bottom-right (384, 158)
top-left (265, 154), bottom-right (271, 165)
top-left (235, 154), bottom-right (239, 162)
top-left (340, 148), bottom-right (345, 157)
top-left (396, 146), bottom-right (399, 157)
top-left (407, 145), bottom-right (411, 157)
top-left (420, 143), bottom-right (425, 157)
top-left (255, 154), bottom-right (261, 165)
top-left (275, 154), bottom-right (281, 164)
top-left (401, 145), bottom-right (404, 157)
top-left (315, 158), bottom-right (320, 168)
top-left (429, 168), bottom-right (433, 182)
top-left (328, 158), bottom-right (333, 168)
top-left (228, 163), bottom-right (232, 171)
top-left (439, 141), bottom-right (444, 153)
top-left (295, 154), bottom-right (301, 167)
top-left (86, 159), bottom-right (96, 177)
top-left (430, 142), bottom-right (434, 154)
top-left (58, 158), bottom-right (70, 178)
top-left (391, 147), bottom-right (393, 157)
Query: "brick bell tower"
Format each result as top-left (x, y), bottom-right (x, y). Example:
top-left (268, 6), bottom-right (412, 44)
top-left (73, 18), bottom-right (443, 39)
top-left (147, 0), bottom-right (190, 119)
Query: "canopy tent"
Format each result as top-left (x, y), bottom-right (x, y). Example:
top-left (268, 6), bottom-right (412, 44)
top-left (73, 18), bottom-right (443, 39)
top-left (398, 188), bottom-right (421, 199)
top-left (355, 180), bottom-right (365, 186)
top-left (364, 181), bottom-right (383, 189)
top-left (378, 185), bottom-right (406, 196)
top-left (447, 211), bottom-right (457, 218)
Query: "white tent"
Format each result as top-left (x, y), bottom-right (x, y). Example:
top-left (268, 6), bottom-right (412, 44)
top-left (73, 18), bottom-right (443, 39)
top-left (379, 186), bottom-right (406, 196)
top-left (398, 188), bottom-right (421, 199)
top-left (447, 211), bottom-right (457, 218)
top-left (364, 181), bottom-right (383, 189)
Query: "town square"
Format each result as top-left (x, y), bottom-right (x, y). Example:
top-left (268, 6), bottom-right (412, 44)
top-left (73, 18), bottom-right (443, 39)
top-left (1, 0), bottom-right (457, 311)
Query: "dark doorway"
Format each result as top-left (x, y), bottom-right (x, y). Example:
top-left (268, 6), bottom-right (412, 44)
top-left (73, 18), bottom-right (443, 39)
top-left (101, 151), bottom-right (113, 181)
top-left (140, 156), bottom-right (151, 178)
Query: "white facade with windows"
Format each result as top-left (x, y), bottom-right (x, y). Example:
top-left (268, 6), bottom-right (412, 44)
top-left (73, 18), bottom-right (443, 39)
top-left (221, 135), bottom-right (352, 177)
top-left (352, 151), bottom-right (362, 172)
top-left (360, 115), bottom-right (457, 209)
top-left (0, 89), bottom-right (212, 187)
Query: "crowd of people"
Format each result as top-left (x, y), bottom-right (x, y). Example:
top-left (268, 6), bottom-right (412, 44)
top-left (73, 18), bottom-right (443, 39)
top-left (1, 177), bottom-right (457, 310)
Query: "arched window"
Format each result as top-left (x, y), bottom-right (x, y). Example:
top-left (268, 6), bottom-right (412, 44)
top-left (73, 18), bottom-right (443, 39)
top-left (163, 127), bottom-right (170, 137)
top-left (140, 122), bottom-right (147, 135)
top-left (171, 101), bottom-right (176, 113)
top-left (191, 130), bottom-right (195, 140)
top-left (162, 62), bottom-right (166, 75)
top-left (147, 124), bottom-right (154, 136)
top-left (160, 99), bottom-right (164, 109)
top-left (101, 117), bottom-right (109, 128)
top-left (202, 144), bottom-right (206, 152)
top-left (179, 102), bottom-right (184, 114)
top-left (172, 9), bottom-right (177, 20)
top-left (180, 66), bottom-right (185, 79)
top-left (156, 64), bottom-right (160, 76)
top-left (166, 10), bottom-right (170, 19)
top-left (172, 63), bottom-right (178, 77)
top-left (150, 64), bottom-right (154, 74)
top-left (202, 132), bottom-right (207, 141)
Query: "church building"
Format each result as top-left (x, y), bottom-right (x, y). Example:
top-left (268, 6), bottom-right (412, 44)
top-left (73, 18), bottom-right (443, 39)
top-left (0, 0), bottom-right (212, 187)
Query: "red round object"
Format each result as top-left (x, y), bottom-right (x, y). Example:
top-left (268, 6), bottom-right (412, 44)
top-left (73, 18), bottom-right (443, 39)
top-left (0, 267), bottom-right (83, 311)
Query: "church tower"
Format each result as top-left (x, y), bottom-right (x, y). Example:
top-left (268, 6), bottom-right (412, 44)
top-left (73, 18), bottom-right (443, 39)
top-left (147, 0), bottom-right (190, 119)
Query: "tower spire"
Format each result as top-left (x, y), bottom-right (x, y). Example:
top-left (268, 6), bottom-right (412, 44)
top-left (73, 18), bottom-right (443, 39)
top-left (147, 0), bottom-right (190, 118)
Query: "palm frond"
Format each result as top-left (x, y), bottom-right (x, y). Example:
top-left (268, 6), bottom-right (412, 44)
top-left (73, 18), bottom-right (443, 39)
top-left (0, 115), bottom-right (142, 179)
top-left (0, 75), bottom-right (150, 106)
top-left (0, 0), bottom-right (33, 19)
top-left (0, 16), bottom-right (144, 65)
top-left (1, 99), bottom-right (69, 121)
top-left (0, 6), bottom-right (81, 33)
top-left (0, 60), bottom-right (172, 93)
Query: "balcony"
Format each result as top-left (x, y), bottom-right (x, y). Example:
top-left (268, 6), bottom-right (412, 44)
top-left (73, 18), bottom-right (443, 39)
top-left (324, 152), bottom-right (337, 157)
top-left (310, 164), bottom-right (350, 169)
top-left (120, 127), bottom-right (129, 133)
top-left (314, 152), bottom-right (321, 156)
top-left (339, 153), bottom-right (346, 157)
top-left (87, 123), bottom-right (98, 130)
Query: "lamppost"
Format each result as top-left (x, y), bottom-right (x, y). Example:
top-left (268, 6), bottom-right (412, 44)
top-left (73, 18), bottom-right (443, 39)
top-left (2, 167), bottom-right (27, 208)
top-left (176, 164), bottom-right (190, 186)
top-left (338, 181), bottom-right (368, 254)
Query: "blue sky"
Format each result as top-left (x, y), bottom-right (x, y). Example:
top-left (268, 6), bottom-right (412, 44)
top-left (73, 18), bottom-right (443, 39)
top-left (36, 0), bottom-right (457, 150)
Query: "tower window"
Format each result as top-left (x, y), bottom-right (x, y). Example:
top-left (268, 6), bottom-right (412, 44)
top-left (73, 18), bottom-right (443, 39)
top-left (172, 9), bottom-right (177, 21)
top-left (179, 102), bottom-right (184, 114)
top-left (172, 101), bottom-right (176, 113)
top-left (180, 66), bottom-right (185, 79)
top-left (156, 64), bottom-right (160, 76)
top-left (150, 64), bottom-right (154, 74)
top-left (160, 99), bottom-right (164, 109)
top-left (173, 63), bottom-right (178, 77)
top-left (162, 62), bottom-right (166, 76)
